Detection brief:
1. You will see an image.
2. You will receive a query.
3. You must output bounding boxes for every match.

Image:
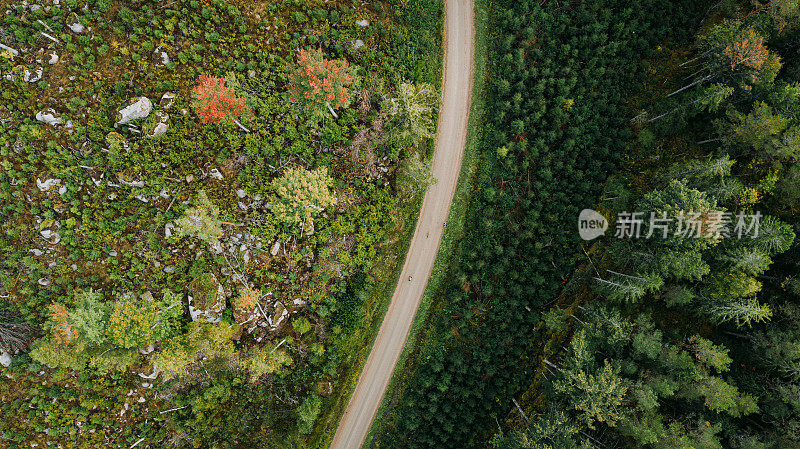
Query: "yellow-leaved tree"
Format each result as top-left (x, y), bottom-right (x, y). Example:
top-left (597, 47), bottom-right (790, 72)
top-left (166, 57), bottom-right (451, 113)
top-left (152, 321), bottom-right (240, 380)
top-left (247, 340), bottom-right (293, 382)
top-left (271, 166), bottom-right (336, 235)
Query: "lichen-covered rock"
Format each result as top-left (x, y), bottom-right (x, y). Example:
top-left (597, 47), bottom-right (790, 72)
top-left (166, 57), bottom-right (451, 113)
top-left (40, 228), bottom-right (61, 244)
top-left (0, 107), bottom-right (11, 124)
top-left (23, 67), bottom-right (43, 83)
top-left (158, 92), bottom-right (176, 110)
top-left (0, 350), bottom-right (11, 367)
top-left (36, 178), bottom-right (61, 192)
top-left (144, 111), bottom-right (169, 138)
top-left (35, 108), bottom-right (62, 126)
top-left (164, 222), bottom-right (175, 238)
top-left (116, 97), bottom-right (152, 126)
top-left (188, 273), bottom-right (225, 323)
top-left (153, 46), bottom-right (170, 67)
top-left (270, 302), bottom-right (288, 329)
top-left (67, 13), bottom-right (85, 33)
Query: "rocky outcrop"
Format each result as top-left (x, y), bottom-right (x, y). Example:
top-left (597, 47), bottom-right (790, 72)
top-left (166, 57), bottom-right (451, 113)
top-left (116, 97), bottom-right (152, 126)
top-left (35, 109), bottom-right (64, 126)
top-left (145, 111), bottom-right (169, 138)
top-left (188, 273), bottom-right (225, 323)
top-left (158, 92), bottom-right (176, 110)
top-left (67, 13), bottom-right (85, 33)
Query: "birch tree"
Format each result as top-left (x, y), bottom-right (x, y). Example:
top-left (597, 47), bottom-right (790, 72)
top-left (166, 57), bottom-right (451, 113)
top-left (247, 341), bottom-right (293, 382)
top-left (398, 152), bottom-right (435, 196)
top-left (386, 82), bottom-right (439, 148)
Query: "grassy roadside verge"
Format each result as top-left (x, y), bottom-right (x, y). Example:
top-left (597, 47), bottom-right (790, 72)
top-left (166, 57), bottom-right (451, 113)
top-left (309, 194), bottom-right (423, 449)
top-left (360, 1), bottom-right (489, 446)
top-left (307, 2), bottom-right (446, 447)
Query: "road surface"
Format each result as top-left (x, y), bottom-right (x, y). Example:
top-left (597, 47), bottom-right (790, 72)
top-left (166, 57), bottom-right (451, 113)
top-left (328, 0), bottom-right (474, 448)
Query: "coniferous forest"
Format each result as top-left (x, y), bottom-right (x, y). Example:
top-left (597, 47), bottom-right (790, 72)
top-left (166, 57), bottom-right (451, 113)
top-left (2, 0), bottom-right (800, 448)
top-left (372, 1), bottom-right (800, 449)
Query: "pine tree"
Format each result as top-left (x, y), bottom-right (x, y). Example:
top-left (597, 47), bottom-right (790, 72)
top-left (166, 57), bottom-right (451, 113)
top-left (706, 297), bottom-right (772, 327)
top-left (594, 270), bottom-right (664, 303)
top-left (725, 102), bottom-right (790, 155)
top-left (554, 359), bottom-right (628, 430)
top-left (68, 289), bottom-right (110, 344)
top-left (495, 411), bottom-right (584, 449)
top-left (296, 393), bottom-right (323, 434)
top-left (721, 248), bottom-right (772, 275)
top-left (689, 336), bottom-right (732, 372)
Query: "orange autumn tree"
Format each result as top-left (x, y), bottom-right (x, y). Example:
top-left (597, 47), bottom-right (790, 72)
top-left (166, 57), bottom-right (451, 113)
top-left (662, 24), bottom-right (782, 104)
top-left (233, 287), bottom-right (259, 323)
top-left (49, 303), bottom-right (75, 344)
top-left (287, 48), bottom-right (359, 120)
top-left (29, 289), bottom-right (111, 370)
top-left (709, 26), bottom-right (782, 86)
top-left (722, 28), bottom-right (769, 72)
top-left (192, 74), bottom-right (250, 131)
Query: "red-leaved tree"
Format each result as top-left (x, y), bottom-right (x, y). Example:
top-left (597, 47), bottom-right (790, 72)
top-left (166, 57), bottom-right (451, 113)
top-left (192, 74), bottom-right (250, 131)
top-left (287, 48), bottom-right (359, 120)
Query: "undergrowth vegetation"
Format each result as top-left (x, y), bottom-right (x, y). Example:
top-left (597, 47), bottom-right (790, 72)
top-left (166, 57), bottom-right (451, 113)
top-left (0, 0), bottom-right (441, 447)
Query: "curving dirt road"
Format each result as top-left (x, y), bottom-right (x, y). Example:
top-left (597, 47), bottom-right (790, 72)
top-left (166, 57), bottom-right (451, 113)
top-left (328, 1), bottom-right (474, 448)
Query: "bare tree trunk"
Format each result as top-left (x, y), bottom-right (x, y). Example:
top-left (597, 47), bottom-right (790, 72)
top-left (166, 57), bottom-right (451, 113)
top-left (40, 32), bottom-right (61, 44)
top-left (512, 398), bottom-right (529, 424)
top-left (233, 118), bottom-right (250, 133)
top-left (0, 43), bottom-right (18, 56)
top-left (696, 137), bottom-right (724, 145)
top-left (667, 74), bottom-right (713, 97)
top-left (326, 102), bottom-right (339, 119)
